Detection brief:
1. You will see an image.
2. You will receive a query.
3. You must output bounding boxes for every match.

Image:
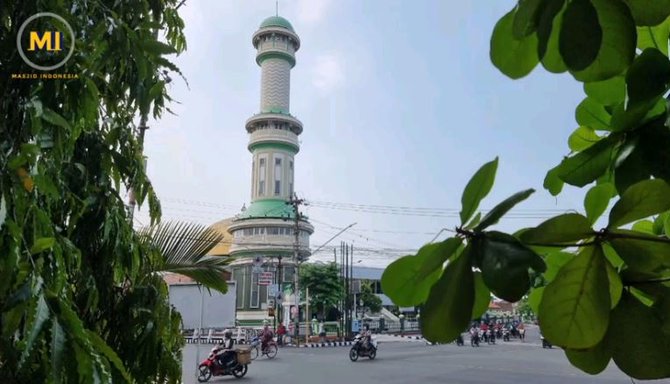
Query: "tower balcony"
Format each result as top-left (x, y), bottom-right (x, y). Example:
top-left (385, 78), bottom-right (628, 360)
top-left (246, 113), bottom-right (303, 134)
top-left (248, 128), bottom-right (299, 153)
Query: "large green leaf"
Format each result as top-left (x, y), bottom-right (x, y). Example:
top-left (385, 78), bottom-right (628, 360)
top-left (637, 16), bottom-right (670, 56)
top-left (539, 245), bottom-right (611, 348)
top-left (639, 116), bottom-right (670, 182)
top-left (569, 0), bottom-right (637, 82)
top-left (537, 0), bottom-right (568, 72)
top-left (568, 126), bottom-right (600, 151)
top-left (51, 319), bottom-right (66, 384)
top-left (30, 237), bottom-right (55, 255)
top-left (609, 229), bottom-right (670, 277)
top-left (614, 146), bottom-right (650, 194)
top-left (608, 179), bottom-right (670, 228)
top-left (491, 8), bottom-right (540, 79)
top-left (544, 251), bottom-right (575, 282)
top-left (583, 76), bottom-right (626, 106)
top-left (626, 48), bottom-right (670, 106)
top-left (528, 286), bottom-right (544, 314)
top-left (422, 246), bottom-right (474, 343)
top-left (610, 292), bottom-right (670, 379)
top-left (584, 182), bottom-right (616, 224)
top-left (475, 189), bottom-right (535, 231)
top-left (86, 330), bottom-right (132, 382)
top-left (565, 335), bottom-right (612, 375)
top-left (632, 219), bottom-right (655, 234)
top-left (623, 0), bottom-right (670, 26)
top-left (610, 96), bottom-right (667, 132)
top-left (41, 108), bottom-right (72, 130)
top-left (513, 0), bottom-right (545, 38)
top-left (543, 165), bottom-right (564, 196)
top-left (652, 212), bottom-right (670, 236)
top-left (559, 0), bottom-right (602, 71)
top-left (605, 261), bottom-right (623, 308)
top-left (475, 231), bottom-right (545, 302)
top-left (520, 213), bottom-right (594, 244)
top-left (471, 272), bottom-right (490, 319)
top-left (557, 135), bottom-right (616, 187)
top-left (381, 238), bottom-right (462, 307)
top-left (19, 294), bottom-right (50, 369)
top-left (460, 157), bottom-right (498, 225)
top-left (575, 97), bottom-right (611, 131)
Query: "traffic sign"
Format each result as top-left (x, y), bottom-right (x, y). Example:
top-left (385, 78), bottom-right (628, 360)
top-left (258, 279), bottom-right (271, 286)
top-left (260, 272), bottom-right (274, 279)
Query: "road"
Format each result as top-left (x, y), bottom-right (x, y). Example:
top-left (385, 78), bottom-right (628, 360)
top-left (180, 336), bottom-right (653, 384)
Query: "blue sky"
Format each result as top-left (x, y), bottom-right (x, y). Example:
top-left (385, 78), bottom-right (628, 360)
top-left (135, 0), bottom-right (589, 267)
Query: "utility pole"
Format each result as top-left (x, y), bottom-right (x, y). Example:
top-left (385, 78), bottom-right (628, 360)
top-left (287, 192), bottom-right (305, 345)
top-left (276, 255), bottom-right (282, 325)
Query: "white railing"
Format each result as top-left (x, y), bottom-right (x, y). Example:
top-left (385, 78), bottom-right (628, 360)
top-left (249, 129), bottom-right (299, 148)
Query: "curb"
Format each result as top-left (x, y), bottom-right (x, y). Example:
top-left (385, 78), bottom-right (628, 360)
top-left (300, 341), bottom-right (354, 348)
top-left (389, 334), bottom-right (424, 340)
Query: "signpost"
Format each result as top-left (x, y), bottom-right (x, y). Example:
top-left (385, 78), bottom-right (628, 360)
top-left (258, 271), bottom-right (273, 286)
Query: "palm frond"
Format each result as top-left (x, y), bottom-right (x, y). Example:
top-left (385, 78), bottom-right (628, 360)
top-left (139, 221), bottom-right (232, 293)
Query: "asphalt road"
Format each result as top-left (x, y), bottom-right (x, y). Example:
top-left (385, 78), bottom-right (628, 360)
top-left (180, 336), bottom-right (658, 384)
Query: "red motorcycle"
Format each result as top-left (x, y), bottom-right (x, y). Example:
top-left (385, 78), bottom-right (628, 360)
top-left (197, 345), bottom-right (250, 382)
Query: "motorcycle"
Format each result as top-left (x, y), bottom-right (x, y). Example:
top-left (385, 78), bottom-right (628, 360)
top-left (456, 334), bottom-right (464, 346)
top-left (487, 329), bottom-right (496, 345)
top-left (197, 345), bottom-right (250, 382)
top-left (249, 336), bottom-right (278, 360)
top-left (541, 335), bottom-right (552, 349)
top-left (502, 328), bottom-right (510, 342)
top-left (349, 334), bottom-right (377, 361)
top-left (470, 330), bottom-right (480, 347)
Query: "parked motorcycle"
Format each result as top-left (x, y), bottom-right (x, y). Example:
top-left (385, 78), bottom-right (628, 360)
top-left (541, 335), bottom-right (552, 349)
top-left (197, 346), bottom-right (250, 382)
top-left (349, 334), bottom-right (377, 361)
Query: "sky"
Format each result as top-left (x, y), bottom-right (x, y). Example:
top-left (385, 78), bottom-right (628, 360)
top-left (134, 0), bottom-right (589, 268)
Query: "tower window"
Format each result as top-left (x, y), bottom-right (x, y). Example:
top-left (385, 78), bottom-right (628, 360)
top-left (274, 157), bottom-right (282, 196)
top-left (259, 158), bottom-right (266, 196)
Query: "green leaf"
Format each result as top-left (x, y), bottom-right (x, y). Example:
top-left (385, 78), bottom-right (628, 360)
top-left (632, 219), bottom-right (655, 234)
top-left (490, 8), bottom-right (540, 79)
top-left (557, 135), bottom-right (616, 187)
top-left (520, 213), bottom-right (594, 244)
top-left (565, 335), bottom-right (612, 375)
top-left (637, 16), bottom-right (670, 56)
top-left (568, 126), bottom-right (600, 151)
top-left (610, 292), bottom-right (670, 379)
top-left (463, 212), bottom-right (482, 230)
top-left (610, 96), bottom-right (667, 132)
top-left (608, 179), bottom-right (670, 228)
top-left (623, 0), bottom-right (670, 26)
top-left (30, 237), bottom-right (55, 254)
top-left (140, 40), bottom-right (178, 55)
top-left (539, 245), bottom-right (610, 348)
top-left (544, 251), bottom-right (575, 282)
top-left (614, 146), bottom-right (650, 194)
top-left (528, 286), bottom-right (544, 314)
top-left (665, 213), bottom-right (670, 237)
top-left (544, 165), bottom-right (564, 196)
top-left (559, 0), bottom-right (602, 71)
top-left (422, 245), bottom-right (474, 343)
top-left (609, 229), bottom-right (670, 277)
top-left (513, 0), bottom-right (545, 38)
top-left (569, 0), bottom-right (637, 82)
top-left (626, 48), bottom-right (670, 106)
top-left (584, 182), bottom-right (616, 224)
top-left (605, 261), bottom-right (623, 309)
top-left (460, 157), bottom-right (498, 225)
top-left (19, 294), bottom-right (50, 369)
top-left (41, 108), bottom-right (71, 130)
top-left (537, 0), bottom-right (568, 73)
top-left (86, 330), bottom-right (133, 382)
top-left (652, 212), bottom-right (670, 235)
top-left (51, 319), bottom-right (66, 384)
top-left (0, 196), bottom-right (6, 229)
top-left (475, 189), bottom-right (535, 231)
top-left (575, 97), bottom-right (611, 131)
top-left (471, 272), bottom-right (490, 319)
top-left (639, 118), bottom-right (670, 181)
top-left (583, 76), bottom-right (626, 106)
top-left (381, 238), bottom-right (462, 307)
top-left (475, 231), bottom-right (545, 302)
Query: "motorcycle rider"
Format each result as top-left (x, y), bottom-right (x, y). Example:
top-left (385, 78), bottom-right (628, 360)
top-left (216, 330), bottom-right (235, 368)
top-left (361, 324), bottom-right (372, 351)
top-left (260, 323), bottom-right (274, 353)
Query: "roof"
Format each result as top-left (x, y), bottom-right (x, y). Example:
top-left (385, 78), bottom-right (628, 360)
top-left (207, 217), bottom-right (235, 256)
top-left (259, 16), bottom-right (295, 32)
top-left (351, 266), bottom-right (385, 280)
top-left (235, 199), bottom-right (296, 220)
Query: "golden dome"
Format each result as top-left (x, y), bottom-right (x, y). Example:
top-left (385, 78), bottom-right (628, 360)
top-left (207, 217), bottom-right (235, 256)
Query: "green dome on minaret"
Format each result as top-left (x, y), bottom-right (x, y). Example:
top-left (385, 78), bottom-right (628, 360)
top-left (259, 16), bottom-right (295, 32)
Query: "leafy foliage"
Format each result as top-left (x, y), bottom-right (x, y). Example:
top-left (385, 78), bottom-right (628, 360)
top-left (383, 2), bottom-right (670, 378)
top-left (0, 1), bottom-right (228, 382)
top-left (299, 262), bottom-right (344, 319)
top-left (358, 281), bottom-right (382, 315)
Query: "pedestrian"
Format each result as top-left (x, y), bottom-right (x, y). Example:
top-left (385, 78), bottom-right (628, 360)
top-left (277, 323), bottom-right (286, 346)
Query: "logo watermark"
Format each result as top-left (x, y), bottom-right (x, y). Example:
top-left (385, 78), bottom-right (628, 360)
top-left (12, 12), bottom-right (78, 78)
